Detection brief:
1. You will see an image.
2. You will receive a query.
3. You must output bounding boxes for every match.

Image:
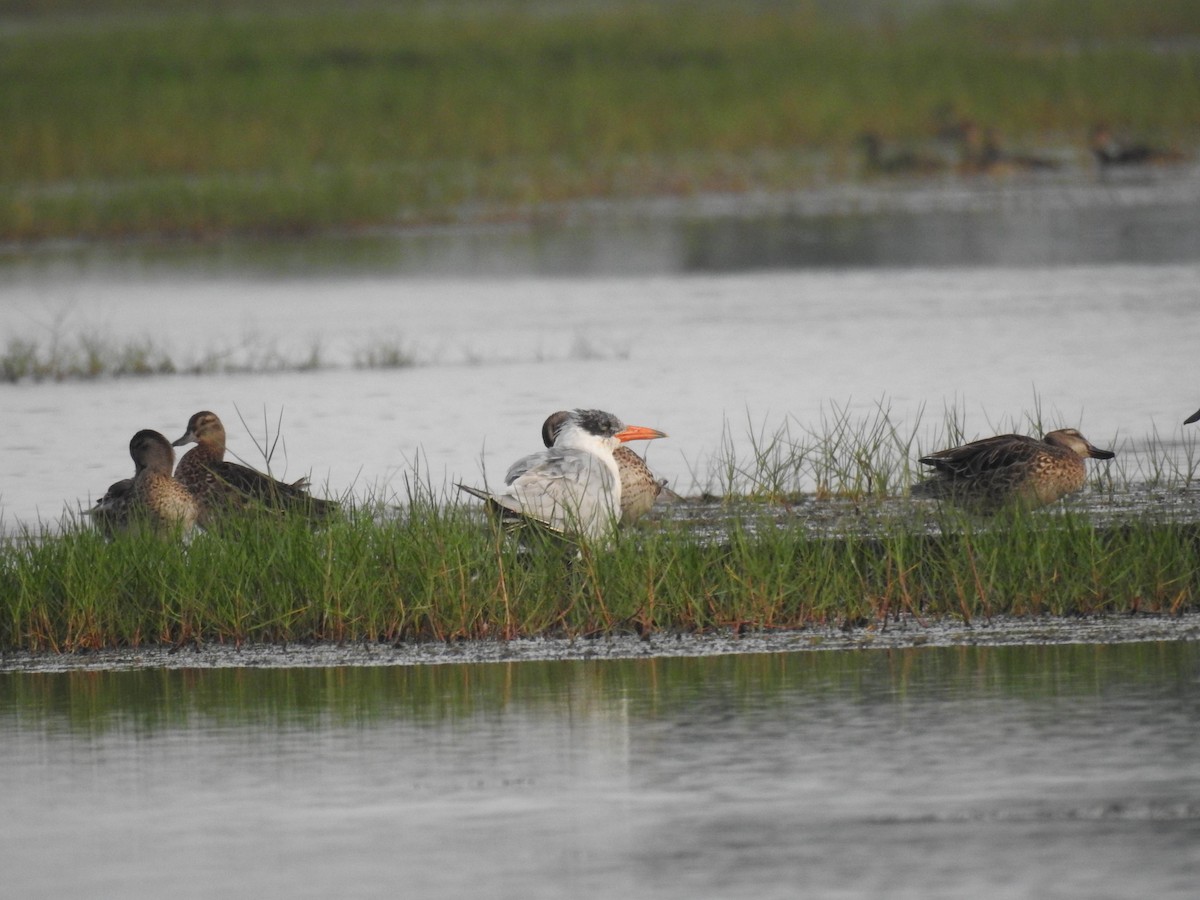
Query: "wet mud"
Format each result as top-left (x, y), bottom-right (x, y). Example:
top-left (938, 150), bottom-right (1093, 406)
top-left (3, 612), bottom-right (1197, 674)
top-left (642, 482), bottom-right (1200, 543)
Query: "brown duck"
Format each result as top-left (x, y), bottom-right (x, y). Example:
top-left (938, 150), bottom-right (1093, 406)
top-left (87, 478), bottom-right (134, 537)
top-left (858, 131), bottom-right (946, 177)
top-left (88, 430), bottom-right (198, 537)
top-left (912, 428), bottom-right (1115, 512)
top-left (958, 122), bottom-right (1061, 176)
top-left (171, 410), bottom-right (338, 524)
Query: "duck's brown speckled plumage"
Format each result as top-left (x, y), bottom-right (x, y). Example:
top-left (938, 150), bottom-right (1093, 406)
top-left (88, 431), bottom-right (198, 536)
top-left (132, 430), bottom-right (199, 535)
top-left (541, 410), bottom-right (668, 526)
top-left (612, 445), bottom-right (665, 524)
top-left (171, 410), bottom-right (337, 525)
top-left (912, 428), bottom-right (1115, 512)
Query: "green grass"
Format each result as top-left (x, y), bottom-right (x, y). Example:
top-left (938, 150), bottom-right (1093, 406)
top-left (3, 402), bottom-right (1196, 655)
top-left (2, 493), bottom-right (1196, 654)
top-left (696, 397), bottom-right (1171, 501)
top-left (2, 0), bottom-right (1199, 240)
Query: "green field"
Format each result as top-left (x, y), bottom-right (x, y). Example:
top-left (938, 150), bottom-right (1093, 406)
top-left (3, 0), bottom-right (1199, 240)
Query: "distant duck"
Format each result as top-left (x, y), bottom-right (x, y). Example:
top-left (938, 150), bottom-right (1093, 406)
top-left (88, 430), bottom-right (199, 537)
top-left (458, 408), bottom-right (667, 540)
top-left (171, 410), bottom-right (338, 525)
top-left (858, 132), bottom-right (946, 176)
top-left (930, 103), bottom-right (973, 145)
top-left (1090, 124), bottom-right (1188, 167)
top-left (540, 410), bottom-right (669, 526)
top-left (912, 428), bottom-right (1115, 512)
top-left (958, 123), bottom-right (1061, 175)
top-left (87, 478), bottom-right (135, 537)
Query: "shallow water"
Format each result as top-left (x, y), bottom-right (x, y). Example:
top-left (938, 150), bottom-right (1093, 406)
top-left (2, 176), bottom-right (1200, 530)
top-left (3, 641), bottom-right (1198, 899)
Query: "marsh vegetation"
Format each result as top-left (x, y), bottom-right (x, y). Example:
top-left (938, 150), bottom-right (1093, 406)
top-left (3, 408), bottom-right (1197, 654)
top-left (1, 330), bottom-right (416, 383)
top-left (3, 0), bottom-right (1198, 241)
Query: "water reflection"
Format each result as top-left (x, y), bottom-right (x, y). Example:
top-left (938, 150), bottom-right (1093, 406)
top-left (4, 174), bottom-right (1198, 280)
top-left (4, 641), bottom-right (1194, 734)
top-left (2, 642), bottom-right (1198, 898)
top-left (680, 200), bottom-right (1200, 271)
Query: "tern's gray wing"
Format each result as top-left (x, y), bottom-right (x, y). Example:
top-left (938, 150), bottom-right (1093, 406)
top-left (502, 448), bottom-right (609, 485)
top-left (499, 448), bottom-right (618, 538)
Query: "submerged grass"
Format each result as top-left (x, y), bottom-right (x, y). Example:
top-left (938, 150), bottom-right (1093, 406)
top-left (0, 331), bottom-right (416, 383)
top-left (3, 0), bottom-right (1199, 241)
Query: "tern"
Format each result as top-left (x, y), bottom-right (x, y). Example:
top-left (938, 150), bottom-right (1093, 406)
top-left (459, 408), bottom-right (667, 540)
top-left (540, 410), bottom-right (669, 526)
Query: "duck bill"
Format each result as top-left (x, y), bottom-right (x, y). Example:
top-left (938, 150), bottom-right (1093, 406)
top-left (1185, 407), bottom-right (1200, 425)
top-left (1088, 445), bottom-right (1116, 460)
top-left (171, 430), bottom-right (196, 448)
top-left (615, 425), bottom-right (667, 444)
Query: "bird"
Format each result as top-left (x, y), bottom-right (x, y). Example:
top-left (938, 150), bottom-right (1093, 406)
top-left (171, 410), bottom-right (338, 525)
top-left (86, 478), bottom-right (134, 538)
top-left (858, 132), bottom-right (946, 177)
top-left (1090, 124), bottom-right (1188, 168)
top-left (540, 410), bottom-right (669, 526)
top-left (87, 430), bottom-right (199, 537)
top-left (911, 428), bottom-right (1115, 512)
top-left (458, 408), bottom-right (667, 540)
top-left (958, 123), bottom-right (1060, 175)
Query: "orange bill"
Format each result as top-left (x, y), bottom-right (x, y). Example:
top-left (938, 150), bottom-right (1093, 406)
top-left (615, 425), bottom-right (668, 443)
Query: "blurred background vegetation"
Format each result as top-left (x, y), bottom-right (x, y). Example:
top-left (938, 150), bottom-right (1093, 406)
top-left (2, 0), bottom-right (1198, 240)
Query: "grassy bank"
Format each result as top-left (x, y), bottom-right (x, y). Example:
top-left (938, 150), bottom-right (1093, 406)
top-left (2, 402), bottom-right (1196, 655)
top-left (2, 484), bottom-right (1197, 654)
top-left (3, 0), bottom-right (1199, 241)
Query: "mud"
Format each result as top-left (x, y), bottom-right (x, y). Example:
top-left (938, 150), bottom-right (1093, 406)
top-left (3, 612), bottom-right (1197, 674)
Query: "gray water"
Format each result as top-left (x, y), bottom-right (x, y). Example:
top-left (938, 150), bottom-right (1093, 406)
top-left (6, 167), bottom-right (1198, 278)
top-left (3, 641), bottom-right (1198, 899)
top-left (3, 176), bottom-right (1200, 530)
top-left (4, 154), bottom-right (1200, 900)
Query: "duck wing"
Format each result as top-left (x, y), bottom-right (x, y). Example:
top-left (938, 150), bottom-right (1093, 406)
top-left (87, 478), bottom-right (135, 536)
top-left (210, 460), bottom-right (339, 519)
top-left (918, 434), bottom-right (1041, 480)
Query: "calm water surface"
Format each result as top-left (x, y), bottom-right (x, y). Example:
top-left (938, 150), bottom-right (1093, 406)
top-left (3, 642), bottom-right (1199, 899)
top-left (2, 202), bottom-right (1198, 529)
top-left (4, 165), bottom-right (1199, 899)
